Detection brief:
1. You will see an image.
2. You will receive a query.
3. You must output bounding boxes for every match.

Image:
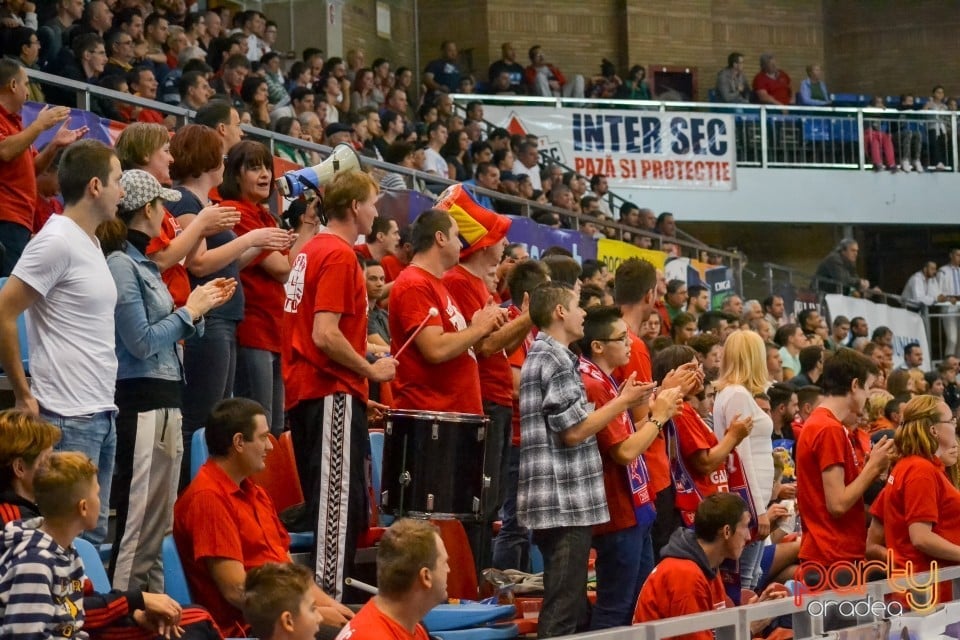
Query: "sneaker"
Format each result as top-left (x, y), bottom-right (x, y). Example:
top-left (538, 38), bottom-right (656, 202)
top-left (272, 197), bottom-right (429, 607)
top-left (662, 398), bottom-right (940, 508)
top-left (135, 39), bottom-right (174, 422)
top-left (902, 160), bottom-right (913, 172)
top-left (888, 165), bottom-right (899, 173)
top-left (937, 162), bottom-right (947, 171)
top-left (914, 159), bottom-right (925, 172)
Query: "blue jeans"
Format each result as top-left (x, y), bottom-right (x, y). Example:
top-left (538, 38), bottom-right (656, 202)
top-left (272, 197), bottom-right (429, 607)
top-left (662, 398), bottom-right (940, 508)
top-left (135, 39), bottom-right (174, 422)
top-left (41, 408), bottom-right (116, 544)
top-left (234, 346), bottom-right (284, 436)
top-left (591, 522), bottom-right (655, 629)
top-left (492, 444), bottom-right (530, 571)
top-left (739, 539), bottom-right (764, 591)
top-left (180, 317), bottom-right (237, 490)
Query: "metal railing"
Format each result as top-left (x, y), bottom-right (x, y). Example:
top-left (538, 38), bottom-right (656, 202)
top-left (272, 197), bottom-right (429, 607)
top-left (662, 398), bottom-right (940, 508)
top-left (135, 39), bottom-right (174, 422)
top-left (450, 93), bottom-right (960, 173)
top-left (23, 68), bottom-right (746, 281)
top-left (563, 566), bottom-right (960, 640)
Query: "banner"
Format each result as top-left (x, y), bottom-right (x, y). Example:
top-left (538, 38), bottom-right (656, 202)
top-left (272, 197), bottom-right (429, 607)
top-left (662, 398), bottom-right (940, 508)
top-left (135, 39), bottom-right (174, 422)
top-left (824, 294), bottom-right (929, 369)
top-left (506, 216), bottom-right (597, 262)
top-left (482, 105), bottom-right (736, 191)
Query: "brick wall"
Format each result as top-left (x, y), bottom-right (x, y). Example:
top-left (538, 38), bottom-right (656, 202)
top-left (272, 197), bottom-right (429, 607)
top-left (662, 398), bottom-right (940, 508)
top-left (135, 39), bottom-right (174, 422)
top-left (341, 0), bottom-right (418, 70)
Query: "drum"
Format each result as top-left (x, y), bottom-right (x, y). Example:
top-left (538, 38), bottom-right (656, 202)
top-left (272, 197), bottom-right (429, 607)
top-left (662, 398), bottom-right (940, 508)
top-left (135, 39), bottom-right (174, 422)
top-left (380, 409), bottom-right (489, 520)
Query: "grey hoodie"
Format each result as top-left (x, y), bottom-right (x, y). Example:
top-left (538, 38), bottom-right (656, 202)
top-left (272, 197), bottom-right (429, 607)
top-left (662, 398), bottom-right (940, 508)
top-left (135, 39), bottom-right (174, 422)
top-left (660, 526), bottom-right (719, 581)
top-left (0, 517), bottom-right (87, 639)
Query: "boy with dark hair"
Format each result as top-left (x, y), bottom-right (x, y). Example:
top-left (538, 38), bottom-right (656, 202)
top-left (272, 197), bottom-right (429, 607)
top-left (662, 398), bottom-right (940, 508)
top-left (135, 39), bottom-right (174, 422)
top-left (518, 284), bottom-right (651, 637)
top-left (795, 349), bottom-right (895, 570)
top-left (243, 563), bottom-right (320, 640)
top-left (577, 306), bottom-right (680, 628)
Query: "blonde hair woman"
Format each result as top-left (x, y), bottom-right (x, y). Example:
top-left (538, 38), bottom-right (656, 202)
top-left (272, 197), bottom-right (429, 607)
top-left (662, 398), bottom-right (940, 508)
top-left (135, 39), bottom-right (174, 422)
top-left (713, 329), bottom-right (774, 592)
top-left (867, 395), bottom-right (960, 605)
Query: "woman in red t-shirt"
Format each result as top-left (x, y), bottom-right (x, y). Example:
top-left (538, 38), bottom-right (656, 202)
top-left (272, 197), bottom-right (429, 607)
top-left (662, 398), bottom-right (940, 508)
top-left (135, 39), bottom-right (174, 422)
top-left (868, 395), bottom-right (960, 608)
top-left (215, 141), bottom-right (300, 433)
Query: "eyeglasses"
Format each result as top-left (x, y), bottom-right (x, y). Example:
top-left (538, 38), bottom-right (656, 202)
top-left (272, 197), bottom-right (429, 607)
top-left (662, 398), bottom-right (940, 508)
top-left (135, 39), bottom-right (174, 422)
top-left (937, 418), bottom-right (959, 427)
top-left (597, 333), bottom-right (630, 345)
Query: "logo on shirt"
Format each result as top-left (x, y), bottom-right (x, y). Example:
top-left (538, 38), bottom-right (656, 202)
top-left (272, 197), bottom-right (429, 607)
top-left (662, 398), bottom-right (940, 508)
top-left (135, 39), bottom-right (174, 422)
top-left (285, 253), bottom-right (307, 313)
top-left (445, 296), bottom-right (475, 360)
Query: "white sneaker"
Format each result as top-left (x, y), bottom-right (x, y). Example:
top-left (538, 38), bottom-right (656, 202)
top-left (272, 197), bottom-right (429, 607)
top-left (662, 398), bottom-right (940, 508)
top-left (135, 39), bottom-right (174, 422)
top-left (937, 162), bottom-right (947, 171)
top-left (914, 159), bottom-right (925, 172)
top-left (902, 159), bottom-right (913, 172)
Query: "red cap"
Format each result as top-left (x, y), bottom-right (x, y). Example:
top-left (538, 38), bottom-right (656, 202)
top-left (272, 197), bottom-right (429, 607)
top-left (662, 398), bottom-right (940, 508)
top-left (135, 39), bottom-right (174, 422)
top-left (435, 184), bottom-right (512, 259)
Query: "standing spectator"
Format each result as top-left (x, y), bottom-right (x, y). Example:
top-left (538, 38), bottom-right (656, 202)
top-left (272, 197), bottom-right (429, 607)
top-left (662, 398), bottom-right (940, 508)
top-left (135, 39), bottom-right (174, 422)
top-left (371, 57), bottom-right (390, 105)
top-left (423, 40), bottom-right (461, 95)
top-left (100, 169), bottom-right (235, 592)
top-left (4, 27), bottom-right (44, 103)
top-left (797, 64), bottom-right (831, 106)
top-left (0, 140), bottom-right (121, 544)
top-left (902, 260), bottom-right (945, 307)
top-left (37, 0), bottom-right (83, 70)
top-left (0, 60), bottom-right (84, 276)
top-left (525, 45), bottom-right (584, 98)
top-left (102, 28), bottom-right (137, 79)
top-left (260, 51), bottom-right (290, 109)
top-left (894, 94), bottom-right (924, 173)
top-left (752, 53), bottom-right (792, 106)
top-left (938, 248), bottom-right (960, 358)
top-left (924, 84), bottom-right (949, 171)
top-left (712, 330), bottom-right (774, 592)
top-left (322, 57), bottom-right (351, 116)
top-left (178, 69), bottom-right (213, 111)
top-left (487, 42), bottom-right (525, 94)
top-left (621, 64), bottom-right (651, 100)
top-left (422, 121), bottom-right (448, 176)
top-left (716, 52), bottom-right (750, 103)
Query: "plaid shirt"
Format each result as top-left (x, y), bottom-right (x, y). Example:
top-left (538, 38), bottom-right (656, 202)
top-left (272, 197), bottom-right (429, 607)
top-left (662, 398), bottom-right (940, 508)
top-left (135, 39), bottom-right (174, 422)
top-left (517, 333), bottom-right (609, 529)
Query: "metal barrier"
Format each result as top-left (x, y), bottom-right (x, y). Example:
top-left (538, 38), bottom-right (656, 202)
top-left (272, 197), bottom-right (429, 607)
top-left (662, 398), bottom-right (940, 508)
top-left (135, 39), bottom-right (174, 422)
top-left (22, 68), bottom-right (746, 284)
top-left (450, 93), bottom-right (960, 173)
top-left (559, 566), bottom-right (960, 640)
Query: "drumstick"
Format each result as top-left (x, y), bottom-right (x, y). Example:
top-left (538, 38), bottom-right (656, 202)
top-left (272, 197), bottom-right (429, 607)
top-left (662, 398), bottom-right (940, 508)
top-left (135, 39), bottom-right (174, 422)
top-left (345, 577), bottom-right (379, 595)
top-left (394, 307), bottom-right (439, 359)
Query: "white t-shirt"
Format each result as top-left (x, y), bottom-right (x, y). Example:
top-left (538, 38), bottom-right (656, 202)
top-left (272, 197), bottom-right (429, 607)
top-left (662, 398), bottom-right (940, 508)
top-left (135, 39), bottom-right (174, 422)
top-left (512, 159), bottom-right (542, 191)
top-left (713, 384), bottom-right (774, 516)
top-left (13, 214), bottom-right (118, 415)
top-left (423, 147), bottom-right (448, 176)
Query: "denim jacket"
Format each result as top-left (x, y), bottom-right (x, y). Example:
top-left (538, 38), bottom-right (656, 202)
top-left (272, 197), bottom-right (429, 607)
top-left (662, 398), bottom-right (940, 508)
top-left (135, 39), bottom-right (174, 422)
top-left (107, 243), bottom-right (203, 382)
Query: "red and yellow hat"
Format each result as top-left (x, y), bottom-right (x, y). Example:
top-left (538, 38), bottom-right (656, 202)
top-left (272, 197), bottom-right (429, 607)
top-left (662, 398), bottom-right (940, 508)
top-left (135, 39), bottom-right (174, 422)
top-left (435, 183), bottom-right (512, 259)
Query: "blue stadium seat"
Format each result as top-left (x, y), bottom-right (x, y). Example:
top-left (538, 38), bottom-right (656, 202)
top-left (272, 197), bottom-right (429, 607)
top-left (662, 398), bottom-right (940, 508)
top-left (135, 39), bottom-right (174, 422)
top-left (832, 119), bottom-right (860, 143)
top-left (0, 277), bottom-right (30, 374)
top-left (707, 88), bottom-right (719, 103)
top-left (802, 118), bottom-right (831, 143)
top-left (162, 535), bottom-right (193, 605)
top-left (74, 537), bottom-right (110, 592)
top-left (830, 93), bottom-right (866, 107)
top-left (190, 428), bottom-right (208, 480)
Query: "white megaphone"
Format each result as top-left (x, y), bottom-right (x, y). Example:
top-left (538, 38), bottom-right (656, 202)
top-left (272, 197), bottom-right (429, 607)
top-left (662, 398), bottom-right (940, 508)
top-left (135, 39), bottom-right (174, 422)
top-left (275, 143), bottom-right (362, 198)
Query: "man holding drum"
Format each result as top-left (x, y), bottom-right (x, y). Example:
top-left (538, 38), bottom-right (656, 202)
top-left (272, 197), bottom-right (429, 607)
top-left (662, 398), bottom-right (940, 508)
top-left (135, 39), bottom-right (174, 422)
top-left (283, 170), bottom-right (398, 602)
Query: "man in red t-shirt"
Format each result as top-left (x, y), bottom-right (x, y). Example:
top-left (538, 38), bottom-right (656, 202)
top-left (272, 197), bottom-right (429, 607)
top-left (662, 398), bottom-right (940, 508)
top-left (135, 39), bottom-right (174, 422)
top-left (354, 216), bottom-right (400, 299)
top-left (174, 398), bottom-right (352, 637)
top-left (612, 258), bottom-right (699, 557)
top-left (283, 171), bottom-right (398, 602)
top-left (439, 185), bottom-right (528, 563)
top-left (335, 519), bottom-right (448, 640)
top-left (795, 348), bottom-right (895, 575)
top-left (0, 61), bottom-right (86, 276)
top-left (634, 493), bottom-right (785, 638)
top-left (388, 209), bottom-right (505, 415)
top-left (752, 53), bottom-right (793, 106)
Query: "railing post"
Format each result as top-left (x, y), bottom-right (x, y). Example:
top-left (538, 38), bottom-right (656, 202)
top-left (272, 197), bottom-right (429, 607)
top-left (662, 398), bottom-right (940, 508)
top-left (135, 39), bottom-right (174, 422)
top-left (856, 109), bottom-right (865, 171)
top-left (759, 106), bottom-right (768, 169)
top-left (952, 112), bottom-right (959, 171)
top-left (765, 263), bottom-right (775, 296)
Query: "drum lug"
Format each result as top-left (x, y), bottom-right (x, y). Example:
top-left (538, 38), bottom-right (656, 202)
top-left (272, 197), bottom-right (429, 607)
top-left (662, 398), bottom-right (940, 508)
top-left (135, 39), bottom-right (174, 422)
top-left (432, 421), bottom-right (439, 440)
top-left (427, 494), bottom-right (434, 510)
top-left (483, 474), bottom-right (491, 488)
top-left (381, 489), bottom-right (389, 506)
top-left (477, 426), bottom-right (485, 441)
top-left (473, 497), bottom-right (481, 513)
top-left (385, 420), bottom-right (392, 435)
top-left (399, 471), bottom-right (411, 487)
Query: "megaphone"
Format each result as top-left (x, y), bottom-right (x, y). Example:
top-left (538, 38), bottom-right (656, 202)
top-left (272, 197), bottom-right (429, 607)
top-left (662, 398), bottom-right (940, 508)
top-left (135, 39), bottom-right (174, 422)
top-left (275, 143), bottom-right (362, 198)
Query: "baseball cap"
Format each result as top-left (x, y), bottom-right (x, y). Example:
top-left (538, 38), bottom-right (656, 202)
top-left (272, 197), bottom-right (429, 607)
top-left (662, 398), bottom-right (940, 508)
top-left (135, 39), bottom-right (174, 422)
top-left (119, 170), bottom-right (181, 213)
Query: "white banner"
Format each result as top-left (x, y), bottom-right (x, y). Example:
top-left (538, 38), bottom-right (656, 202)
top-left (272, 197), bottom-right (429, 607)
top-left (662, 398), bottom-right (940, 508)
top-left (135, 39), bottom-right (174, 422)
top-left (824, 294), bottom-right (930, 370)
top-left (482, 105), bottom-right (736, 191)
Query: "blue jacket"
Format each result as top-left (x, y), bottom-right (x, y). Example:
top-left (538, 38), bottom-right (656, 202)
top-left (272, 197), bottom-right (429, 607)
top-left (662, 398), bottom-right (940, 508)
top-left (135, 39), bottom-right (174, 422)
top-left (107, 243), bottom-right (202, 382)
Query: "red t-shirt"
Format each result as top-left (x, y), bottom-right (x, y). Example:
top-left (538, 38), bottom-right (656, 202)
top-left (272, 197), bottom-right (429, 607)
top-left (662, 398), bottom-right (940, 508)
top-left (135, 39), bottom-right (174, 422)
top-left (389, 265), bottom-right (482, 414)
top-left (381, 253), bottom-right (406, 282)
top-left (33, 196), bottom-right (62, 233)
top-left (584, 368), bottom-right (638, 535)
top-left (173, 460), bottom-right (291, 636)
top-left (442, 265), bottom-right (512, 407)
top-left (872, 455), bottom-right (960, 575)
top-left (752, 70), bottom-right (793, 105)
top-left (674, 403), bottom-right (729, 498)
top-left (613, 331), bottom-right (670, 494)
top-left (227, 199), bottom-right (287, 353)
top-left (796, 406), bottom-right (867, 564)
top-left (283, 233), bottom-right (369, 409)
top-left (0, 104), bottom-right (37, 231)
top-left (145, 208), bottom-right (191, 306)
top-left (633, 556), bottom-right (728, 638)
top-left (335, 599), bottom-right (430, 640)
top-left (354, 243), bottom-right (373, 260)
top-left (507, 307), bottom-right (536, 447)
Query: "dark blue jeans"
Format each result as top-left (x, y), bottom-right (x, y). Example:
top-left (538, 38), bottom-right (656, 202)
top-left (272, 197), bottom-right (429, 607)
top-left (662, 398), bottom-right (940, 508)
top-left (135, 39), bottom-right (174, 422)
top-left (590, 522), bottom-right (655, 629)
top-left (532, 526), bottom-right (593, 638)
top-left (492, 444), bottom-right (530, 571)
top-left (234, 346), bottom-right (284, 436)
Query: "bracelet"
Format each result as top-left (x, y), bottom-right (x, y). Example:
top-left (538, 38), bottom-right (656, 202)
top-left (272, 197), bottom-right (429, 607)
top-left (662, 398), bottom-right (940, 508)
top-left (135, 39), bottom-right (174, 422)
top-left (649, 418), bottom-right (664, 432)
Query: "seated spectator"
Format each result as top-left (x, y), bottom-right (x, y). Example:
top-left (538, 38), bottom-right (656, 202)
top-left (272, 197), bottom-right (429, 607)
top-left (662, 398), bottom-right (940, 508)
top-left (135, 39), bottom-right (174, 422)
top-left (524, 45), bottom-right (584, 98)
top-left (488, 42), bottom-right (525, 94)
top-left (587, 58), bottom-right (622, 99)
top-left (46, 32), bottom-right (105, 106)
top-left (715, 52), bottom-right (750, 103)
top-left (797, 64), bottom-right (830, 106)
top-left (752, 53), bottom-right (792, 106)
top-left (211, 53), bottom-right (250, 111)
top-left (0, 0), bottom-right (36, 29)
top-left (173, 398), bottom-right (351, 636)
top-left (337, 519), bottom-right (449, 639)
top-left (633, 493), bottom-right (785, 633)
top-left (864, 95), bottom-right (898, 171)
top-left (3, 26), bottom-right (43, 100)
top-left (670, 312), bottom-right (698, 346)
top-left (441, 128), bottom-right (471, 181)
top-left (463, 161), bottom-right (499, 210)
top-left (273, 117), bottom-right (311, 165)
top-left (102, 28), bottom-right (136, 79)
top-left (241, 75), bottom-right (270, 129)
top-left (242, 563), bottom-right (321, 640)
top-left (0, 409), bottom-right (59, 526)
top-left (350, 67), bottom-right (379, 113)
top-left (261, 51), bottom-right (290, 108)
top-left (38, 0), bottom-right (83, 70)
top-left (813, 238), bottom-right (877, 296)
top-left (160, 50), bottom-right (209, 106)
top-left (620, 64), bottom-right (650, 100)
top-left (774, 323), bottom-right (805, 381)
top-left (894, 94), bottom-right (924, 173)
top-left (0, 448), bottom-right (221, 639)
top-left (178, 68), bottom-right (214, 111)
